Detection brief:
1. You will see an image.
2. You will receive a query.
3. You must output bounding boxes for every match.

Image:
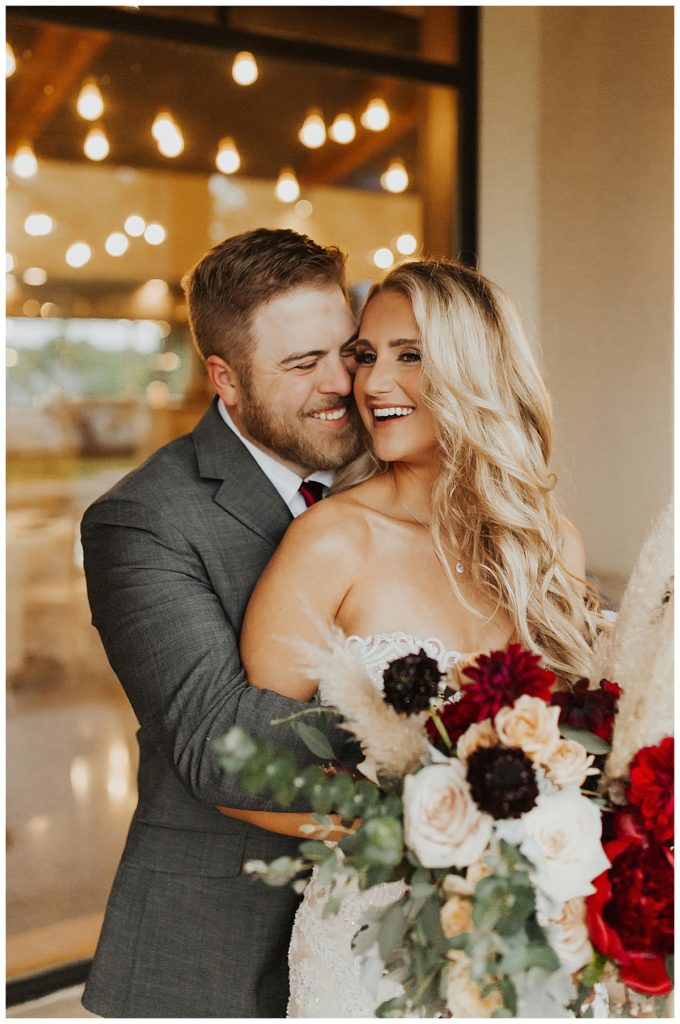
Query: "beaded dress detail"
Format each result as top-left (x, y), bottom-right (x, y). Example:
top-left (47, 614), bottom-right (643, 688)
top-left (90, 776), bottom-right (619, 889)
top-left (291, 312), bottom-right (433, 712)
top-left (286, 633), bottom-right (462, 1019)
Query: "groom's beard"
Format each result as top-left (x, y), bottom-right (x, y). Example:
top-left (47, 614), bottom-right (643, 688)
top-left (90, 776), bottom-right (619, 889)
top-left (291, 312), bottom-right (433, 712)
top-left (238, 378), bottom-right (365, 472)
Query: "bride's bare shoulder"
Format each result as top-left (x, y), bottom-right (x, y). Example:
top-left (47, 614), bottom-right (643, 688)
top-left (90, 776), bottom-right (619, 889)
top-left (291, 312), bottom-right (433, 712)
top-left (281, 477), bottom-right (388, 561)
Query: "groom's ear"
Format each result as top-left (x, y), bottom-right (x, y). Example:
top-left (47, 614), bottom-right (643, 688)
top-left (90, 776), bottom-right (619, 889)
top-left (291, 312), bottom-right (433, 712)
top-left (206, 355), bottom-right (241, 407)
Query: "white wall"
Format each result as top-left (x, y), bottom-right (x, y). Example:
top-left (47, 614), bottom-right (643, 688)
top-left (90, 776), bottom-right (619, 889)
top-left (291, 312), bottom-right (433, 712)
top-left (479, 6), bottom-right (673, 596)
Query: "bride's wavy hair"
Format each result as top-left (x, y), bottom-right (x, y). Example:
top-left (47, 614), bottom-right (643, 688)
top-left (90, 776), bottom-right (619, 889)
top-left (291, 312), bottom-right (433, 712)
top-left (334, 259), bottom-right (605, 681)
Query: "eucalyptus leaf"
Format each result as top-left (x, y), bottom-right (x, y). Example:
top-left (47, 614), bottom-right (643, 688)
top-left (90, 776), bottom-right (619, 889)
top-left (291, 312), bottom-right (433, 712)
top-left (290, 719), bottom-right (337, 760)
top-left (580, 951), bottom-right (609, 987)
top-left (665, 953), bottom-right (674, 983)
top-left (558, 724), bottom-right (611, 755)
top-left (377, 899), bottom-right (408, 960)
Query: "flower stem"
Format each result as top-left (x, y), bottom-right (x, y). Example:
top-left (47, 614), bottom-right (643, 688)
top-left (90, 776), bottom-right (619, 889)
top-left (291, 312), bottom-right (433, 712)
top-left (428, 709), bottom-right (453, 751)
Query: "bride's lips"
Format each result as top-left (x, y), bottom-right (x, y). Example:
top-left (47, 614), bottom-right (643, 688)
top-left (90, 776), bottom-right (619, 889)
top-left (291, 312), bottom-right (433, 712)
top-left (307, 404), bottom-right (350, 428)
top-left (368, 404), bottom-right (416, 428)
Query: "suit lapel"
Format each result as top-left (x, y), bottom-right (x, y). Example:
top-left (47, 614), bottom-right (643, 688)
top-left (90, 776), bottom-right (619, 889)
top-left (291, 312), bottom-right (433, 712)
top-left (193, 399), bottom-right (292, 545)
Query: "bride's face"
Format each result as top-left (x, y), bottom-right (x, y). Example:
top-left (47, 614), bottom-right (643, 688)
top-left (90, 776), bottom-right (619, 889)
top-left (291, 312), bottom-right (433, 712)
top-left (354, 289), bottom-right (437, 465)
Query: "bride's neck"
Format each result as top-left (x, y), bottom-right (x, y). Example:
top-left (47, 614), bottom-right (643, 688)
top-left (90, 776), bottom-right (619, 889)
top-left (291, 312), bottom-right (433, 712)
top-left (389, 463), bottom-right (436, 524)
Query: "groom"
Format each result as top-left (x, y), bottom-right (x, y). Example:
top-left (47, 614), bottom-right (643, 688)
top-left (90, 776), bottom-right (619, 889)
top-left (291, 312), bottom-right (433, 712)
top-left (81, 228), bottom-right (363, 1018)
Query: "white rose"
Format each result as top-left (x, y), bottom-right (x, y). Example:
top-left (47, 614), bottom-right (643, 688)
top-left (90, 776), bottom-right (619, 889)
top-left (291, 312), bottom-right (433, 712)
top-left (403, 762), bottom-right (492, 868)
top-left (538, 897), bottom-right (593, 972)
top-left (546, 738), bottom-right (599, 789)
top-left (494, 695), bottom-right (561, 763)
top-left (520, 789), bottom-right (610, 908)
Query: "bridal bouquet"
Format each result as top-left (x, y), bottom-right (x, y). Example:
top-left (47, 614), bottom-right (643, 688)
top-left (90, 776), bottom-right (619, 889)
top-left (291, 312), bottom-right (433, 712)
top-left (214, 638), bottom-right (673, 1017)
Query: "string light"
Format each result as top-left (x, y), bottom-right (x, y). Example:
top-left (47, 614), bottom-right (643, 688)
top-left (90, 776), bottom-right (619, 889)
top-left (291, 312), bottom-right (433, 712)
top-left (84, 127), bottom-right (110, 161)
top-left (65, 242), bottom-right (92, 268)
top-left (274, 168), bottom-right (300, 203)
top-left (13, 143), bottom-right (38, 179)
top-left (361, 98), bottom-right (390, 132)
top-left (144, 223), bottom-right (166, 245)
top-left (373, 248), bottom-right (394, 270)
top-left (215, 137), bottom-right (241, 174)
top-left (124, 215), bottom-right (145, 237)
top-left (396, 233), bottom-right (417, 255)
top-left (295, 199), bottom-right (313, 218)
top-left (6, 253), bottom-right (14, 273)
top-left (77, 80), bottom-right (104, 121)
top-left (24, 213), bottom-right (54, 237)
top-left (152, 111), bottom-right (184, 158)
top-left (232, 51), bottom-right (258, 86)
top-left (298, 110), bottom-right (326, 149)
top-left (23, 267), bottom-right (47, 286)
top-left (329, 113), bottom-right (356, 144)
top-left (105, 232), bottom-right (129, 256)
top-left (6, 42), bottom-right (16, 78)
top-left (380, 159), bottom-right (409, 194)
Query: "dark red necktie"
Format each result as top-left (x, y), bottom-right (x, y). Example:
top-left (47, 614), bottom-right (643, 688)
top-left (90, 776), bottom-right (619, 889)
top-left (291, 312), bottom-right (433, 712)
top-left (298, 480), bottom-right (325, 507)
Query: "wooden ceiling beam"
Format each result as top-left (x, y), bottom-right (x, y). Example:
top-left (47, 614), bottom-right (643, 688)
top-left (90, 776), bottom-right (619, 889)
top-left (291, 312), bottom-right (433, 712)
top-left (7, 25), bottom-right (110, 153)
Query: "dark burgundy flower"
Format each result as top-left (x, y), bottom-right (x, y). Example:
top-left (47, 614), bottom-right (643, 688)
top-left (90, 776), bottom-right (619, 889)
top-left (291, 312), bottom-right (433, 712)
top-left (551, 678), bottom-right (622, 742)
top-left (466, 745), bottom-right (539, 819)
top-left (460, 644), bottom-right (555, 719)
top-left (382, 649), bottom-right (443, 715)
top-left (586, 836), bottom-right (674, 995)
top-left (628, 736), bottom-right (674, 844)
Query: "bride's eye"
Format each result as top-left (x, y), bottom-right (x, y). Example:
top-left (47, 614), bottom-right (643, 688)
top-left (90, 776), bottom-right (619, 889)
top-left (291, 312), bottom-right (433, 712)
top-left (400, 350), bottom-right (422, 363)
top-left (354, 350), bottom-right (376, 365)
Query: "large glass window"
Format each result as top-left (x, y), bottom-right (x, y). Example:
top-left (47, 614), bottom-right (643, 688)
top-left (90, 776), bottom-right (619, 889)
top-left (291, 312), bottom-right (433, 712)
top-left (6, 5), bottom-right (471, 987)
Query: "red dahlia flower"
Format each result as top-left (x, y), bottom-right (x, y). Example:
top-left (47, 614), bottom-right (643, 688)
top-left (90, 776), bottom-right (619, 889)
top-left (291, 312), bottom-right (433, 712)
top-left (460, 644), bottom-right (555, 719)
top-left (628, 736), bottom-right (674, 844)
top-left (551, 678), bottom-right (622, 742)
top-left (586, 836), bottom-right (674, 995)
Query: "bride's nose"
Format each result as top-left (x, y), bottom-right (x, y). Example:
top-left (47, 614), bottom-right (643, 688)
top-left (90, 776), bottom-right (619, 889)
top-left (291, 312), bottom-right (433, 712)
top-left (363, 358), bottom-right (395, 396)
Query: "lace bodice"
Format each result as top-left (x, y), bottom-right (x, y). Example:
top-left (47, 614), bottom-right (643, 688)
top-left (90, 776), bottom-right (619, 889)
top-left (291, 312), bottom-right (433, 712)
top-left (345, 631), bottom-right (464, 688)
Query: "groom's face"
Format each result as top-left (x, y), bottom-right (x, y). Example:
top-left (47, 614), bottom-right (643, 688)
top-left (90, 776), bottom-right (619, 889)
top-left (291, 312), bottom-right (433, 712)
top-left (227, 285), bottom-right (364, 476)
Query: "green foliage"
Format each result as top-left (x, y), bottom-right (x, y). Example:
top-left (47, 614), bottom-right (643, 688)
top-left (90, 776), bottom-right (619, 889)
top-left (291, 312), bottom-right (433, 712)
top-left (290, 719), bottom-right (337, 760)
top-left (559, 724), bottom-right (612, 755)
top-left (580, 951), bottom-right (609, 987)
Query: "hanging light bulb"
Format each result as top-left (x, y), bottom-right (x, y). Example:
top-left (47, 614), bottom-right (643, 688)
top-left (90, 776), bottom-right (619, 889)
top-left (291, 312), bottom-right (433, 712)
top-left (24, 213), bottom-right (54, 237)
top-left (361, 98), bottom-right (390, 132)
top-left (105, 232), bottom-right (129, 256)
top-left (232, 51), bottom-right (258, 86)
top-left (329, 113), bottom-right (356, 144)
top-left (77, 80), bottom-right (104, 121)
top-left (65, 242), bottom-right (92, 268)
top-left (298, 110), bottom-right (326, 150)
top-left (373, 247), bottom-right (394, 270)
top-left (380, 159), bottom-right (409, 194)
top-left (124, 215), bottom-right (146, 237)
top-left (396, 233), bottom-right (418, 256)
top-left (157, 126), bottom-right (184, 158)
top-left (144, 223), bottom-right (166, 245)
top-left (151, 110), bottom-right (176, 142)
top-left (6, 42), bottom-right (16, 78)
top-left (215, 137), bottom-right (240, 174)
top-left (275, 168), bottom-right (300, 204)
top-left (13, 143), bottom-right (38, 179)
top-left (84, 127), bottom-right (110, 161)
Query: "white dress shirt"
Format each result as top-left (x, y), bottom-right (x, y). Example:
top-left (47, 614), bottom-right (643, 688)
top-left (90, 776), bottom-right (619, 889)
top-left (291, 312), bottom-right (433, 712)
top-left (217, 399), bottom-right (334, 517)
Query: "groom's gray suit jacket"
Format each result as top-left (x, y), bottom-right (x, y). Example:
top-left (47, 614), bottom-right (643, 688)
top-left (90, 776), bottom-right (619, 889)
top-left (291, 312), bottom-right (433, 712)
top-left (81, 399), bottom-right (344, 1018)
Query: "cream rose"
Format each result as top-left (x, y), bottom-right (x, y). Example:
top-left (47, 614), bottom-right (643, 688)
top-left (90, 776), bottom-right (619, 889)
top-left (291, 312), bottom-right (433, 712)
top-left (447, 954), bottom-right (503, 1017)
top-left (538, 898), bottom-right (593, 972)
top-left (546, 738), bottom-right (599, 789)
top-left (456, 719), bottom-right (498, 762)
top-left (442, 860), bottom-right (492, 898)
top-left (403, 761), bottom-right (492, 868)
top-left (520, 788), bottom-right (610, 907)
top-left (440, 894), bottom-right (473, 937)
top-left (494, 695), bottom-right (561, 764)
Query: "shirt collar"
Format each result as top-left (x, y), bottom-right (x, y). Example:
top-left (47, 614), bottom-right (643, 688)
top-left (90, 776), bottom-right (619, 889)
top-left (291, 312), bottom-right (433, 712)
top-left (217, 399), bottom-right (334, 505)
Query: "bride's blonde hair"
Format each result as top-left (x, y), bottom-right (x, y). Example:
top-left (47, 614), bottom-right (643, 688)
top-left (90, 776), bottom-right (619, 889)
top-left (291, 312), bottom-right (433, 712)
top-left (335, 259), bottom-right (605, 681)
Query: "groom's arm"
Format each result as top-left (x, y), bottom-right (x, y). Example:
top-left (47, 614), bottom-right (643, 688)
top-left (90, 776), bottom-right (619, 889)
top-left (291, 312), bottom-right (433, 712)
top-left (81, 496), bottom-right (357, 812)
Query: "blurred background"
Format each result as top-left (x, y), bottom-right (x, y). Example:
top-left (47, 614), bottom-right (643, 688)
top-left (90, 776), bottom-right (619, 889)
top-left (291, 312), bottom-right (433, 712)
top-left (5, 5), bottom-right (673, 1015)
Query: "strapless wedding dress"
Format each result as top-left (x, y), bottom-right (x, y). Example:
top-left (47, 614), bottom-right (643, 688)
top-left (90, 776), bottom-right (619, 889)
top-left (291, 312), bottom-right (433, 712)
top-left (287, 632), bottom-right (463, 1019)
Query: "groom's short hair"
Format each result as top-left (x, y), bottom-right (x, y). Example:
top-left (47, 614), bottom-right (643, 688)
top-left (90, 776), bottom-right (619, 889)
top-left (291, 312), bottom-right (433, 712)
top-left (184, 228), bottom-right (347, 374)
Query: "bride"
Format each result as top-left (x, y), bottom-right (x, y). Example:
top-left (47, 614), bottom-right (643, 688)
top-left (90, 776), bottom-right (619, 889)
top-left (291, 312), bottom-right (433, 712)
top-left (221, 258), bottom-right (604, 1016)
